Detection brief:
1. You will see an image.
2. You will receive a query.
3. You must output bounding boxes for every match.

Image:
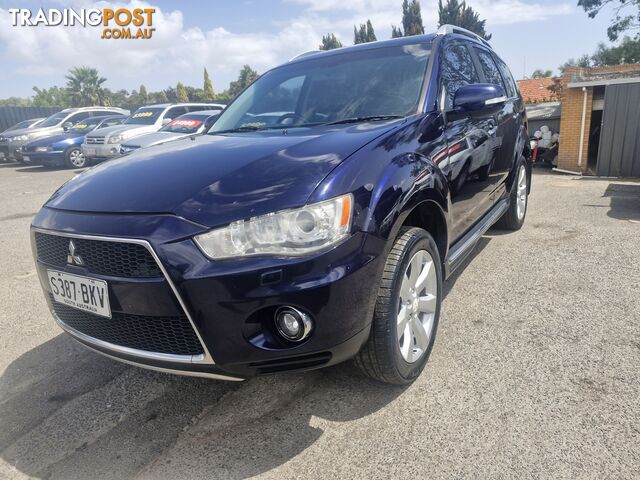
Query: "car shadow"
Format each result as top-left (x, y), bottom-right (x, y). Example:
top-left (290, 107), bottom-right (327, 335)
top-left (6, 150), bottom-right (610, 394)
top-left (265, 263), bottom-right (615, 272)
top-left (603, 183), bottom-right (640, 221)
top-left (0, 334), bottom-right (406, 479)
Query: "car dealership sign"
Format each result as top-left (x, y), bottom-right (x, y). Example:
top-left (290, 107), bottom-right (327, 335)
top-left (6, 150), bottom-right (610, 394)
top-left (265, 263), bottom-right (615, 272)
top-left (8, 7), bottom-right (156, 39)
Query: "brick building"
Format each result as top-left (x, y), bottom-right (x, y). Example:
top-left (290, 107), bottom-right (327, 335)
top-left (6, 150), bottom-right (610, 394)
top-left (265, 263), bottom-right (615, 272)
top-left (556, 64), bottom-right (640, 177)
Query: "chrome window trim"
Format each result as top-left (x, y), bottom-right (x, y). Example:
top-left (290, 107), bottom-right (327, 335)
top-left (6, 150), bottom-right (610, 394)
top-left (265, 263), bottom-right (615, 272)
top-left (32, 227), bottom-right (215, 365)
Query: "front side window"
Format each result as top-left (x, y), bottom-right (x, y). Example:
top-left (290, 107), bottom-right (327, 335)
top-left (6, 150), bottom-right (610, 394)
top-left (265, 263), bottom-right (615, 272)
top-left (495, 58), bottom-right (518, 98)
top-left (99, 118), bottom-right (125, 129)
top-left (210, 43), bottom-right (431, 133)
top-left (441, 43), bottom-right (480, 110)
top-left (475, 48), bottom-right (504, 88)
top-left (67, 112), bottom-right (91, 123)
top-left (124, 108), bottom-right (164, 125)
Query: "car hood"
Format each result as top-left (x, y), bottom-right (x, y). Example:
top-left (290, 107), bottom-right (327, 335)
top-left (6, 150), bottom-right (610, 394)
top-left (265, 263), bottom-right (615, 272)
top-left (27, 133), bottom-right (82, 147)
top-left (2, 125), bottom-right (63, 140)
top-left (45, 121), bottom-right (400, 227)
top-left (123, 131), bottom-right (188, 148)
top-left (90, 124), bottom-right (159, 139)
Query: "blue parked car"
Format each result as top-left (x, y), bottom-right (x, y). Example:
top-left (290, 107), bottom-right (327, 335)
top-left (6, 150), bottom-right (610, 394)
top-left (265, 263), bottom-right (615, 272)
top-left (31, 26), bottom-right (531, 384)
top-left (22, 115), bottom-right (126, 168)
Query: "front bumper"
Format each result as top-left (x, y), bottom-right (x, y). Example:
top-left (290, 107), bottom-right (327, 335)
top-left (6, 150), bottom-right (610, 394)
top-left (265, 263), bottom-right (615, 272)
top-left (31, 209), bottom-right (384, 379)
top-left (22, 150), bottom-right (65, 166)
top-left (0, 141), bottom-right (25, 159)
top-left (82, 143), bottom-right (122, 160)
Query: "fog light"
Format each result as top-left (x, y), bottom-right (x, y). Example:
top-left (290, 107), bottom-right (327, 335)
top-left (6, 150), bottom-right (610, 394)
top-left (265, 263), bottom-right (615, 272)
top-left (275, 307), bottom-right (313, 342)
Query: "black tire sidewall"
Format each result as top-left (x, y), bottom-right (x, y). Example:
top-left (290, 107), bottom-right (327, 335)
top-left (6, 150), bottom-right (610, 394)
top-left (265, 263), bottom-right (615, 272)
top-left (386, 229), bottom-right (443, 382)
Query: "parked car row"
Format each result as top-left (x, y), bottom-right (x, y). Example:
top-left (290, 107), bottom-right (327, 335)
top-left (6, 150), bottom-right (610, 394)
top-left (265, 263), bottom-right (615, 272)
top-left (0, 102), bottom-right (225, 168)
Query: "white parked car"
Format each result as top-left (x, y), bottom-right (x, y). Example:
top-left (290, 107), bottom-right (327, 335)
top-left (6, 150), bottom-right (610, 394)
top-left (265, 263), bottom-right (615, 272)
top-left (119, 110), bottom-right (222, 155)
top-left (82, 103), bottom-right (225, 162)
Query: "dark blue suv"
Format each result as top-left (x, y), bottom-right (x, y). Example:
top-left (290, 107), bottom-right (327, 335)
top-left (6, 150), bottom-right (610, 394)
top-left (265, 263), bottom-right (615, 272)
top-left (31, 25), bottom-right (530, 384)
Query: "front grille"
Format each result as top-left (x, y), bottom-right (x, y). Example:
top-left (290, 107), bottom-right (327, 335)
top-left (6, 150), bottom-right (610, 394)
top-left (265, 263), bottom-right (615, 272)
top-left (51, 296), bottom-right (204, 356)
top-left (86, 137), bottom-right (105, 144)
top-left (35, 232), bottom-right (162, 278)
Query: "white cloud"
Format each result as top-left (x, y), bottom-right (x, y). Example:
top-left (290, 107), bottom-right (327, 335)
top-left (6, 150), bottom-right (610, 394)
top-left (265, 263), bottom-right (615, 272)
top-left (0, 0), bottom-right (574, 97)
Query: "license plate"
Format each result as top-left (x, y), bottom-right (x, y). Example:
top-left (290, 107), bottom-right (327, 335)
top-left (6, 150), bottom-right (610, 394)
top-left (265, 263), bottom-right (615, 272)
top-left (48, 270), bottom-right (111, 318)
top-left (84, 148), bottom-right (96, 155)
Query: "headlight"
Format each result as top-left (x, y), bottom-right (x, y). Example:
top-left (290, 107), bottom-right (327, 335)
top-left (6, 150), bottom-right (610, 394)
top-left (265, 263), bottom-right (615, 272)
top-left (194, 194), bottom-right (353, 259)
top-left (11, 135), bottom-right (29, 141)
top-left (108, 135), bottom-right (124, 144)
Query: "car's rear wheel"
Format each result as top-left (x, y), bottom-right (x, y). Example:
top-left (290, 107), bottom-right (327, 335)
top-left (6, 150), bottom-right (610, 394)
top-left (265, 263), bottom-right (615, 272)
top-left (65, 147), bottom-right (87, 169)
top-left (494, 156), bottom-right (528, 230)
top-left (355, 227), bottom-right (442, 385)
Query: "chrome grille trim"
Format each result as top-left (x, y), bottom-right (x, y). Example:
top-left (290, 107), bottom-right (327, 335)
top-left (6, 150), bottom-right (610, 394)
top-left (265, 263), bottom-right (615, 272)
top-left (32, 227), bottom-right (215, 365)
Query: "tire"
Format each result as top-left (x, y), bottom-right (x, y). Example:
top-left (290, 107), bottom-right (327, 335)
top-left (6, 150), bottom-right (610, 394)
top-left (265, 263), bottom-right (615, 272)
top-left (64, 147), bottom-right (87, 169)
top-left (355, 227), bottom-right (442, 385)
top-left (494, 156), bottom-right (528, 231)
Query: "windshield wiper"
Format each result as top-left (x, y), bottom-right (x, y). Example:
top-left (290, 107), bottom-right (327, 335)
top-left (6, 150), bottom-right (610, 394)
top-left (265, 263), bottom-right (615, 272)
top-left (210, 125), bottom-right (267, 134)
top-left (324, 115), bottom-right (403, 126)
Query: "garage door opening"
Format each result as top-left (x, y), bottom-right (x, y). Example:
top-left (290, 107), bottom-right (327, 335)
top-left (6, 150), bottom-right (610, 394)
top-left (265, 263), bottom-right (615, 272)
top-left (587, 109), bottom-right (603, 173)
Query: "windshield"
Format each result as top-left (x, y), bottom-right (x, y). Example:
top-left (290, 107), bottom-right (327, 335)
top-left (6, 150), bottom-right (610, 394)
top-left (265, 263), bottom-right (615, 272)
top-left (8, 119), bottom-right (36, 131)
top-left (124, 108), bottom-right (164, 125)
top-left (210, 43), bottom-right (430, 133)
top-left (67, 117), bottom-right (102, 134)
top-left (38, 112), bottom-right (69, 128)
top-left (159, 114), bottom-right (206, 134)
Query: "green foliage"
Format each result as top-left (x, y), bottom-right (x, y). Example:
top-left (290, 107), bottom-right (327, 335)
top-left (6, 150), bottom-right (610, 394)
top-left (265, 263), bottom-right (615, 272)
top-left (437, 0), bottom-right (492, 40)
top-left (138, 84), bottom-right (148, 104)
top-left (31, 86), bottom-right (69, 107)
top-left (155, 90), bottom-right (169, 103)
top-left (393, 0), bottom-right (425, 38)
top-left (65, 66), bottom-right (107, 106)
top-left (0, 97), bottom-right (31, 107)
top-left (577, 0), bottom-right (639, 41)
top-left (226, 65), bottom-right (259, 100)
top-left (531, 69), bottom-right (553, 78)
top-left (319, 33), bottom-right (343, 50)
top-left (559, 54), bottom-right (592, 73)
top-left (354, 20), bottom-right (377, 44)
top-left (176, 82), bottom-right (189, 103)
top-left (203, 68), bottom-right (216, 101)
top-left (592, 36), bottom-right (640, 65)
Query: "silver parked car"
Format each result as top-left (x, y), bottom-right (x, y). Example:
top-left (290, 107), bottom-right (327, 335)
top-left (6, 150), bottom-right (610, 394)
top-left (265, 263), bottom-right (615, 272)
top-left (119, 110), bottom-right (222, 155)
top-left (0, 118), bottom-right (44, 160)
top-left (83, 103), bottom-right (225, 163)
top-left (0, 107), bottom-right (129, 162)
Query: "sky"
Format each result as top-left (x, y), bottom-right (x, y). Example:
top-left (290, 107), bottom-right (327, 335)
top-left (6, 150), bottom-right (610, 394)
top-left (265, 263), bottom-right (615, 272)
top-left (0, 0), bottom-right (618, 99)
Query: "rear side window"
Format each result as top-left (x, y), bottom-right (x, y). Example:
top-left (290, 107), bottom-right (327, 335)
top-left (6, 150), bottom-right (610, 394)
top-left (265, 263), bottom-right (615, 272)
top-left (441, 43), bottom-right (480, 110)
top-left (474, 48), bottom-right (504, 88)
top-left (495, 58), bottom-right (518, 98)
top-left (165, 106), bottom-right (188, 120)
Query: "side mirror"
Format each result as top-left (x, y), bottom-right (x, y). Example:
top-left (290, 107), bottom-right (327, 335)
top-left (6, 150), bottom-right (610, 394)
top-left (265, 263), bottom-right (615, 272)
top-left (162, 118), bottom-right (172, 126)
top-left (62, 121), bottom-right (73, 131)
top-left (453, 84), bottom-right (506, 113)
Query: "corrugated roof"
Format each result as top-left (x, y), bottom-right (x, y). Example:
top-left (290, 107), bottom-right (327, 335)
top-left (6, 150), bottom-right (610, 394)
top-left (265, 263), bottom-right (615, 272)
top-left (517, 78), bottom-right (559, 104)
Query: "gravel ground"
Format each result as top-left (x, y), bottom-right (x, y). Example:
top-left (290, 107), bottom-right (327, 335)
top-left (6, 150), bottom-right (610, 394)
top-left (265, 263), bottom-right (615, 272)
top-left (0, 162), bottom-right (638, 479)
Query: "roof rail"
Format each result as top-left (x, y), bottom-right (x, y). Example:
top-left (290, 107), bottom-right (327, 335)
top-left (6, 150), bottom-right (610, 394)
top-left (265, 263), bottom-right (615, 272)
top-left (436, 24), bottom-right (491, 47)
top-left (289, 50), bottom-right (321, 61)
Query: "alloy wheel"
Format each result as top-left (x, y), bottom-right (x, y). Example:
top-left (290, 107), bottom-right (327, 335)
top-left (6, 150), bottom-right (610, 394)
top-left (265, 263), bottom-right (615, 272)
top-left (397, 249), bottom-right (438, 363)
top-left (516, 165), bottom-right (527, 220)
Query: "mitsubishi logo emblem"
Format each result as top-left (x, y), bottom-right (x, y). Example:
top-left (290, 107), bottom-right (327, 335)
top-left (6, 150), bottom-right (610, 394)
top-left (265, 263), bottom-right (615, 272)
top-left (67, 240), bottom-right (84, 266)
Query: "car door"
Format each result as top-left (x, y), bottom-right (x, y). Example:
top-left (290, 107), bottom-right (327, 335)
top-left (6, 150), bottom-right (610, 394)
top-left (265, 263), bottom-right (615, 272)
top-left (472, 47), bottom-right (516, 191)
top-left (438, 41), bottom-right (499, 240)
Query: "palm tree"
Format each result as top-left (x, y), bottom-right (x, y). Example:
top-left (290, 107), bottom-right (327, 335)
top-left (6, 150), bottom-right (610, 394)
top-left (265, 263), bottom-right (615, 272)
top-left (65, 67), bottom-right (107, 106)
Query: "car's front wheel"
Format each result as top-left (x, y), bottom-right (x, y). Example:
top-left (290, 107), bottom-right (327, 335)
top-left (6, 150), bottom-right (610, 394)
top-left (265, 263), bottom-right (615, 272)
top-left (355, 227), bottom-right (442, 385)
top-left (65, 147), bottom-right (87, 169)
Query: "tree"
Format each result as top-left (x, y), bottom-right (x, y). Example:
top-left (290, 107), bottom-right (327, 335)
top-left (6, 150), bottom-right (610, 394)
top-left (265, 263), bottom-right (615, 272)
top-left (391, 0), bottom-right (425, 37)
top-left (176, 82), bottom-right (189, 103)
top-left (227, 65), bottom-right (259, 99)
top-left (591, 36), bottom-right (640, 65)
top-left (437, 0), bottom-right (492, 40)
top-left (31, 86), bottom-right (69, 107)
top-left (531, 69), bottom-right (553, 78)
top-left (0, 97), bottom-right (31, 107)
top-left (319, 33), bottom-right (343, 50)
top-left (202, 68), bottom-right (216, 101)
top-left (138, 84), bottom-right (148, 104)
top-left (156, 90), bottom-right (169, 103)
top-left (559, 54), bottom-right (592, 73)
top-left (577, 0), bottom-right (639, 41)
top-left (354, 20), bottom-right (377, 44)
top-left (65, 66), bottom-right (107, 106)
